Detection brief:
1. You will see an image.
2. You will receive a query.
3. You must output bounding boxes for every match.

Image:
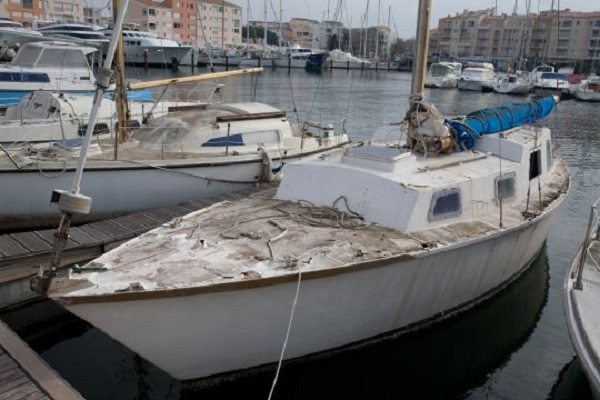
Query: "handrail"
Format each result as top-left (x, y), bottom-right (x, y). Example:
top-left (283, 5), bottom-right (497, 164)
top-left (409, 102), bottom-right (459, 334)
top-left (575, 199), bottom-right (600, 290)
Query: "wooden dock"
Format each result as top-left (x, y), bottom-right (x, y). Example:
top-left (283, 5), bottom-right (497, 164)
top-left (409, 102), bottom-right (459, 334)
top-left (0, 183), bottom-right (277, 308)
top-left (0, 319), bottom-right (82, 399)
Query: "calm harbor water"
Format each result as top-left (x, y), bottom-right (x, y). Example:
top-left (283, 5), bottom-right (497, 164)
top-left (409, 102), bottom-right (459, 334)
top-left (1, 67), bottom-right (598, 399)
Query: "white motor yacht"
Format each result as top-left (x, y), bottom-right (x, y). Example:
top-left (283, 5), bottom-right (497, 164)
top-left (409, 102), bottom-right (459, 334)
top-left (34, 22), bottom-right (109, 50)
top-left (425, 62), bottom-right (462, 88)
top-left (270, 45), bottom-right (323, 69)
top-left (0, 18), bottom-right (44, 54)
top-left (0, 41), bottom-right (99, 106)
top-left (458, 62), bottom-right (495, 92)
top-left (100, 28), bottom-right (192, 67)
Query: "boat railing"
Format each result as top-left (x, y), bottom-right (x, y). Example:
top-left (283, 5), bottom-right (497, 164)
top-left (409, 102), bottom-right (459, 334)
top-left (575, 197), bottom-right (600, 290)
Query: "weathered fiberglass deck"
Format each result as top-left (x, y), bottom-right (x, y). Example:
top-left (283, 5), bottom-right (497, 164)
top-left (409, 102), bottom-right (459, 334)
top-left (51, 157), bottom-right (570, 300)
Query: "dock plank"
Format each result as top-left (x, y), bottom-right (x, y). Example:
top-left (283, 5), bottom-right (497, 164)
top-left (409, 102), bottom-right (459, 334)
top-left (142, 209), bottom-right (178, 223)
top-left (124, 212), bottom-right (163, 227)
top-left (75, 224), bottom-right (115, 242)
top-left (0, 237), bottom-right (28, 258)
top-left (88, 220), bottom-right (136, 238)
top-left (109, 216), bottom-right (153, 233)
top-left (8, 233), bottom-right (51, 254)
top-left (0, 321), bottom-right (81, 399)
top-left (160, 205), bottom-right (197, 218)
top-left (67, 227), bottom-right (101, 246)
top-left (32, 230), bottom-right (81, 251)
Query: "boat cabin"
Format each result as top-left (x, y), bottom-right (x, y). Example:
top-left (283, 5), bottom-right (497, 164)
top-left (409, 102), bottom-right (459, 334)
top-left (277, 126), bottom-right (554, 233)
top-left (10, 41), bottom-right (96, 70)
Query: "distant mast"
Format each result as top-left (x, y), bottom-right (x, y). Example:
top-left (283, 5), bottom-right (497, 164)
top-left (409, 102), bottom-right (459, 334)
top-left (362, 0), bottom-right (369, 58)
top-left (263, 0), bottom-right (267, 52)
top-left (246, 0), bottom-right (250, 53)
top-left (374, 0), bottom-right (380, 61)
top-left (221, 0), bottom-right (225, 47)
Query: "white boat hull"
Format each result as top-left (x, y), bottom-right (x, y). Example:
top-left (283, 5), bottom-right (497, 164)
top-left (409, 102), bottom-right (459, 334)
top-left (458, 79), bottom-right (493, 92)
top-left (122, 46), bottom-right (192, 66)
top-left (566, 246), bottom-right (600, 400)
top-left (198, 56), bottom-right (242, 67)
top-left (493, 81), bottom-right (532, 95)
top-left (574, 90), bottom-right (600, 102)
top-left (329, 60), bottom-right (371, 70)
top-left (425, 76), bottom-right (458, 88)
top-left (268, 58), bottom-right (307, 69)
top-left (0, 146), bottom-right (345, 231)
top-left (63, 208), bottom-right (556, 381)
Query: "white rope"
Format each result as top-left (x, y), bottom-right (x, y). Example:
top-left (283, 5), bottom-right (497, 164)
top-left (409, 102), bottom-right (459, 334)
top-left (267, 265), bottom-right (302, 400)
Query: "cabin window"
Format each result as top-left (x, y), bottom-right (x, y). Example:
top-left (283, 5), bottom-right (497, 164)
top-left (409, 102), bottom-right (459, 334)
top-left (495, 173), bottom-right (516, 203)
top-left (37, 50), bottom-right (88, 69)
top-left (546, 140), bottom-right (553, 170)
top-left (529, 149), bottom-right (541, 180)
top-left (429, 188), bottom-right (462, 222)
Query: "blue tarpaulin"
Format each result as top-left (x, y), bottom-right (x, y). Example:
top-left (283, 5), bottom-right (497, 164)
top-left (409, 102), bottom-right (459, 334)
top-left (448, 96), bottom-right (556, 150)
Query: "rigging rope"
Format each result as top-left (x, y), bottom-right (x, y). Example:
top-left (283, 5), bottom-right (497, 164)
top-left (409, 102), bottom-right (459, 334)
top-left (267, 262), bottom-right (302, 400)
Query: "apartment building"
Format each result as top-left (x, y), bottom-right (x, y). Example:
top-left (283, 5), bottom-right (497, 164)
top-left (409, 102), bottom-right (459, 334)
top-left (123, 0), bottom-right (241, 46)
top-left (125, 0), bottom-right (175, 39)
top-left (3, 0), bottom-right (42, 26)
top-left (540, 10), bottom-right (600, 61)
top-left (41, 0), bottom-right (84, 22)
top-left (287, 18), bottom-right (319, 48)
top-left (435, 8), bottom-right (600, 63)
top-left (170, 0), bottom-right (196, 44)
top-left (197, 0), bottom-right (242, 47)
top-left (83, 6), bottom-right (107, 26)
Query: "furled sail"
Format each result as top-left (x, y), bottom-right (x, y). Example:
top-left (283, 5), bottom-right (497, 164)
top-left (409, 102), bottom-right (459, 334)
top-left (448, 96), bottom-right (556, 150)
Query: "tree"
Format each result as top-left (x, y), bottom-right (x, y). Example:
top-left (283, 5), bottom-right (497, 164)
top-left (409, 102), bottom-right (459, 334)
top-left (242, 26), bottom-right (279, 46)
top-left (328, 34), bottom-right (339, 50)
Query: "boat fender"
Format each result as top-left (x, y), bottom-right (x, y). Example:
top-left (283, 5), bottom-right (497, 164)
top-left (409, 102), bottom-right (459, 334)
top-left (258, 147), bottom-right (273, 182)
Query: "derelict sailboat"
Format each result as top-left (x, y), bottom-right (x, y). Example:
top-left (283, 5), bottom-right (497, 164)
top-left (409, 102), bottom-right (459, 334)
top-left (47, 0), bottom-right (569, 382)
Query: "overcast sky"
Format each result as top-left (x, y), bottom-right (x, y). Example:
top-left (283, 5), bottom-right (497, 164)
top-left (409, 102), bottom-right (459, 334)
top-left (245, 0), bottom-right (599, 38)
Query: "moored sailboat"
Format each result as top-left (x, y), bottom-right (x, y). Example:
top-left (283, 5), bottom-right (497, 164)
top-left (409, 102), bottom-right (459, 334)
top-left (565, 199), bottom-right (600, 399)
top-left (46, 0), bottom-right (569, 384)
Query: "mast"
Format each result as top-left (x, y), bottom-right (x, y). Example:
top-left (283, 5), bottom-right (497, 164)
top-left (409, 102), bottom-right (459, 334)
top-left (410, 0), bottom-right (431, 96)
top-left (114, 0), bottom-right (129, 149)
top-left (31, 0), bottom-right (131, 295)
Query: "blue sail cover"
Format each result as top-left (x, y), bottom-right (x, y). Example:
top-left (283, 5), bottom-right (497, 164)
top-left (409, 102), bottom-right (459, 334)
top-left (448, 96), bottom-right (556, 150)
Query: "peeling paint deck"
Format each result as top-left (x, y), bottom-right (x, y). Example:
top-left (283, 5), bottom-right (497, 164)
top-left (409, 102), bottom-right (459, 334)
top-left (52, 158), bottom-right (569, 298)
top-left (0, 182), bottom-right (278, 305)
